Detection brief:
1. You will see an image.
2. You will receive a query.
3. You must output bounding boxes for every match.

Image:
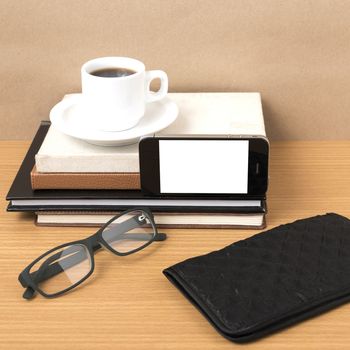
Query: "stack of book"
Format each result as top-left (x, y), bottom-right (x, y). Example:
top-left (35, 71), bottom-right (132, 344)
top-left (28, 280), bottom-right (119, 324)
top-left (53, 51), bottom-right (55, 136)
top-left (6, 93), bottom-right (268, 229)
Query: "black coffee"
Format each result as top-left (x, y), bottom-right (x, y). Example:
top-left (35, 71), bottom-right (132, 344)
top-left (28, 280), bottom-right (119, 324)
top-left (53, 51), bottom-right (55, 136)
top-left (90, 67), bottom-right (136, 78)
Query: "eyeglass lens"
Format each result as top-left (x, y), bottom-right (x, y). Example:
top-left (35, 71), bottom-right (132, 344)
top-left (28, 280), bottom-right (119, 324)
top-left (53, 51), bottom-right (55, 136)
top-left (29, 244), bottom-right (92, 295)
top-left (102, 210), bottom-right (155, 253)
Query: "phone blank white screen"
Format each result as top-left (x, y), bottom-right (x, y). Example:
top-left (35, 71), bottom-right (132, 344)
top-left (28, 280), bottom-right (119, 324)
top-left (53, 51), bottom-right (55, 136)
top-left (159, 140), bottom-right (249, 194)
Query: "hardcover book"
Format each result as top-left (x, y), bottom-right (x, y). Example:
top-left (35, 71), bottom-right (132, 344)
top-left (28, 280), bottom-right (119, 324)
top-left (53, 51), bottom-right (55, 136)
top-left (7, 122), bottom-right (267, 214)
top-left (36, 211), bottom-right (266, 229)
top-left (35, 92), bottom-right (266, 173)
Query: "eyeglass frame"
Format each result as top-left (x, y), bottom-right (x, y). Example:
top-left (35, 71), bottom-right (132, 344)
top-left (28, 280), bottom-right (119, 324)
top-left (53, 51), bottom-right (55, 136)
top-left (18, 208), bottom-right (166, 299)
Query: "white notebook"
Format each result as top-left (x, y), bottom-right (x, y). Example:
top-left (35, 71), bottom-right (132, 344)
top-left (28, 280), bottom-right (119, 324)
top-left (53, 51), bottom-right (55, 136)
top-left (35, 92), bottom-right (266, 173)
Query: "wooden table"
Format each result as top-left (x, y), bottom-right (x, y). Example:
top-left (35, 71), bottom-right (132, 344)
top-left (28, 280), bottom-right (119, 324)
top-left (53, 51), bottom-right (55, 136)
top-left (1, 141), bottom-right (349, 350)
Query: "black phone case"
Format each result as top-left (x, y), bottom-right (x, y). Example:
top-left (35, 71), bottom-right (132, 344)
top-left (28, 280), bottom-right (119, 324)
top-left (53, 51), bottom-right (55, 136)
top-left (163, 213), bottom-right (350, 342)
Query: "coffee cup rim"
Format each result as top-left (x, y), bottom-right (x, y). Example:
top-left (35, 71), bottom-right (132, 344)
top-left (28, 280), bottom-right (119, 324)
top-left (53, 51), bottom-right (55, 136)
top-left (81, 57), bottom-right (145, 79)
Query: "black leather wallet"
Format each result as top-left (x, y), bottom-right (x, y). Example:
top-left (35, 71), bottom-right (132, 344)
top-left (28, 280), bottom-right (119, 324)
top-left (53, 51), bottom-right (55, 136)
top-left (163, 213), bottom-right (350, 342)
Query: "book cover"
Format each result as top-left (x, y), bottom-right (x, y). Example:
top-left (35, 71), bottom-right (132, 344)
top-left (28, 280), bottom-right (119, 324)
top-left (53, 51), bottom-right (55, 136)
top-left (35, 125), bottom-right (139, 172)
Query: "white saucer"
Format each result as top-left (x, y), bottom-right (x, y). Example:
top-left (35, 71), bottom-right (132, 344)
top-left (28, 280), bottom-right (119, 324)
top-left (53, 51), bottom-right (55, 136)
top-left (49, 94), bottom-right (178, 146)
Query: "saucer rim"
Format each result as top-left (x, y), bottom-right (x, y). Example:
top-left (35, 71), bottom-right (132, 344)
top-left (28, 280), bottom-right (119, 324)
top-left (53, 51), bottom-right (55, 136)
top-left (49, 94), bottom-right (178, 143)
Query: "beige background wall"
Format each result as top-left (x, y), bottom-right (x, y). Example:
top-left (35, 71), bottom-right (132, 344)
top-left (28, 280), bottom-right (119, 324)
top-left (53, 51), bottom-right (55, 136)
top-left (1, 0), bottom-right (350, 140)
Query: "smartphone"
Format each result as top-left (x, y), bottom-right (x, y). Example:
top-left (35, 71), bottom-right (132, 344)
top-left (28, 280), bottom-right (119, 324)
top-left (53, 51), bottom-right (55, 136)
top-left (139, 136), bottom-right (269, 196)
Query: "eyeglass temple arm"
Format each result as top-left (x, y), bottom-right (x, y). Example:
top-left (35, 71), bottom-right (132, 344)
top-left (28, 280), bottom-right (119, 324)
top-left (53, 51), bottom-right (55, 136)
top-left (21, 217), bottom-right (165, 299)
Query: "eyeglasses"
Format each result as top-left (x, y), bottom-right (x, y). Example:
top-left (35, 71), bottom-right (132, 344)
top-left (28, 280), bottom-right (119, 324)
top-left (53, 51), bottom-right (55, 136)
top-left (18, 208), bottom-right (166, 299)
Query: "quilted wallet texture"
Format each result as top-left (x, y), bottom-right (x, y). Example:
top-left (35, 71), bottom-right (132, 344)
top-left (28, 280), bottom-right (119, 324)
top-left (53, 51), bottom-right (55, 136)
top-left (163, 213), bottom-right (350, 342)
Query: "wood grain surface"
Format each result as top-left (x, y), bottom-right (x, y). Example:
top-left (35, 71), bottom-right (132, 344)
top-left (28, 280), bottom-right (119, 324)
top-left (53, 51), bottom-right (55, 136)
top-left (0, 141), bottom-right (350, 349)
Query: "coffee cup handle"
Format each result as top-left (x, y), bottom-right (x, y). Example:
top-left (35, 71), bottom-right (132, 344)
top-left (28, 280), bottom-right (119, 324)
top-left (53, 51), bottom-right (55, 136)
top-left (144, 70), bottom-right (168, 103)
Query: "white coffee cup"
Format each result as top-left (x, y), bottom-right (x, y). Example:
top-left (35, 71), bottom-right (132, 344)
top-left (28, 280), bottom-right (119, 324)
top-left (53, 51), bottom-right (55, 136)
top-left (81, 57), bottom-right (168, 131)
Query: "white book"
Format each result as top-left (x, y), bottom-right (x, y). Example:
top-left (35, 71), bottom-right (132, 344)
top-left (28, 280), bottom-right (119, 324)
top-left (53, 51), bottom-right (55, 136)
top-left (36, 212), bottom-right (266, 229)
top-left (35, 93), bottom-right (266, 173)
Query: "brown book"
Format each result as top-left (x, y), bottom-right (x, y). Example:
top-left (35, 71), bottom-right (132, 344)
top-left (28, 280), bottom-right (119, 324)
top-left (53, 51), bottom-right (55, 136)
top-left (31, 166), bottom-right (141, 190)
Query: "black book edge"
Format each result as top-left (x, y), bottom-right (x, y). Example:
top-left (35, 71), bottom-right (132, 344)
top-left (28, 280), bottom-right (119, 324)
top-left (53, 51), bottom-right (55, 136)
top-left (7, 200), bottom-right (267, 214)
top-left (6, 121), bottom-right (51, 201)
top-left (6, 122), bottom-right (267, 213)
